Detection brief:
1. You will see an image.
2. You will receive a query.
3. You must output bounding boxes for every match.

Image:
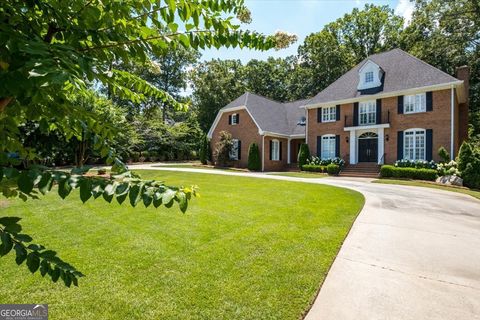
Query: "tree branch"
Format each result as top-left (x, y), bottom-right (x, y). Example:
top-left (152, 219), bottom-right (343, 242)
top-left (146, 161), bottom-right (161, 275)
top-left (0, 97), bottom-right (13, 112)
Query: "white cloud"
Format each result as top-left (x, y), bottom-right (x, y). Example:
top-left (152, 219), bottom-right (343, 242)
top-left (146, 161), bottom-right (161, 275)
top-left (395, 0), bottom-right (415, 26)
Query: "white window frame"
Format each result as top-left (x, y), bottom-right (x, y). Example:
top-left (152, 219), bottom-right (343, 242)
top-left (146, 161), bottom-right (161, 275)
top-left (365, 71), bottom-right (374, 83)
top-left (404, 93), bottom-right (426, 114)
top-left (322, 106), bottom-right (336, 122)
top-left (271, 139), bottom-right (280, 161)
top-left (404, 129), bottom-right (426, 161)
top-left (321, 134), bottom-right (336, 160)
top-left (359, 100), bottom-right (376, 125)
top-left (231, 113), bottom-right (238, 125)
top-left (229, 139), bottom-right (239, 160)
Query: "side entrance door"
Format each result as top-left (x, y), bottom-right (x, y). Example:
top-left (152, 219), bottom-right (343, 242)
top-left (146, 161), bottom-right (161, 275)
top-left (358, 138), bottom-right (378, 162)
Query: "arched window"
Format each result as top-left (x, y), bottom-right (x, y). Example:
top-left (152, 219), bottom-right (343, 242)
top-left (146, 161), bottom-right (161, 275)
top-left (271, 139), bottom-right (280, 161)
top-left (321, 134), bottom-right (336, 160)
top-left (404, 129), bottom-right (426, 160)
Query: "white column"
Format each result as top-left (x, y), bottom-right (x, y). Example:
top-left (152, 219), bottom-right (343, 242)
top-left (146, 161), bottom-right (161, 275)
top-left (287, 138), bottom-right (291, 164)
top-left (349, 130), bottom-right (356, 164)
top-left (450, 86), bottom-right (455, 160)
top-left (261, 134), bottom-right (265, 172)
top-left (378, 127), bottom-right (385, 164)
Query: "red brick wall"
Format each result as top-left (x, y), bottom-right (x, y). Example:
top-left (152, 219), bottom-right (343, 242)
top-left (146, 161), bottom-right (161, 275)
top-left (307, 89), bottom-right (460, 164)
top-left (210, 109), bottom-right (261, 168)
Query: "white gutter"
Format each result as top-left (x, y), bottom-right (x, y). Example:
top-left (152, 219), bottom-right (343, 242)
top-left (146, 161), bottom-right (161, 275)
top-left (261, 134), bottom-right (265, 172)
top-left (451, 85), bottom-right (455, 160)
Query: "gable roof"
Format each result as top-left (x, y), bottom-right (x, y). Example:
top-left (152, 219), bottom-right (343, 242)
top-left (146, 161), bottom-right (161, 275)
top-left (209, 92), bottom-right (307, 138)
top-left (307, 48), bottom-right (462, 106)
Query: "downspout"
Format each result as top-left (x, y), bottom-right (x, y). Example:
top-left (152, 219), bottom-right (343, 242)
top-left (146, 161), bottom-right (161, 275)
top-left (261, 134), bottom-right (265, 172)
top-left (450, 85), bottom-right (455, 160)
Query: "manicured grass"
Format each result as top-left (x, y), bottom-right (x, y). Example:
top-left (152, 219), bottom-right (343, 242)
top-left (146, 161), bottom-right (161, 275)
top-left (0, 170), bottom-right (364, 320)
top-left (373, 178), bottom-right (480, 200)
top-left (268, 172), bottom-right (327, 179)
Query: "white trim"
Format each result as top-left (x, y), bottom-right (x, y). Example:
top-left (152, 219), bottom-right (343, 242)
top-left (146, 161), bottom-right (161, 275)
top-left (344, 123), bottom-right (390, 131)
top-left (349, 130), bottom-right (357, 164)
top-left (287, 138), bottom-right (291, 164)
top-left (305, 81), bottom-right (464, 110)
top-left (404, 93), bottom-right (426, 114)
top-left (271, 139), bottom-right (280, 161)
top-left (357, 60), bottom-right (383, 90)
top-left (321, 106), bottom-right (336, 122)
top-left (207, 106), bottom-right (263, 139)
top-left (261, 134), bottom-right (265, 172)
top-left (320, 134), bottom-right (336, 160)
top-left (305, 112), bottom-right (309, 144)
top-left (450, 86), bottom-right (455, 160)
top-left (403, 128), bottom-right (426, 161)
top-left (378, 128), bottom-right (385, 165)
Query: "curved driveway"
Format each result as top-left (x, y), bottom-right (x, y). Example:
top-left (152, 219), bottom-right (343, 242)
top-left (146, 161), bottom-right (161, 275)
top-left (131, 164), bottom-right (480, 320)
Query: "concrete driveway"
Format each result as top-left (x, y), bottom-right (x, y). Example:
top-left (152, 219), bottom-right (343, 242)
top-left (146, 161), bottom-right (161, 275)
top-left (130, 164), bottom-right (480, 319)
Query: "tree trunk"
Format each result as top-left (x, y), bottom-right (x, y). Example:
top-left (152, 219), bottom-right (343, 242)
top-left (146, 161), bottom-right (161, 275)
top-left (0, 97), bottom-right (13, 112)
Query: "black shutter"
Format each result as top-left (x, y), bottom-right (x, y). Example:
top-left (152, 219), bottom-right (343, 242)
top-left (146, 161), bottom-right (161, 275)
top-left (279, 142), bottom-right (282, 161)
top-left (269, 140), bottom-right (272, 161)
top-left (336, 105), bottom-right (341, 121)
top-left (236, 113), bottom-right (240, 123)
top-left (237, 140), bottom-right (241, 160)
top-left (335, 135), bottom-right (340, 158)
top-left (353, 103), bottom-right (359, 126)
top-left (228, 115), bottom-right (232, 125)
top-left (426, 129), bottom-right (433, 161)
top-left (316, 136), bottom-right (322, 157)
top-left (398, 96), bottom-right (404, 114)
top-left (317, 108), bottom-right (322, 123)
top-left (426, 92), bottom-right (433, 111)
top-left (397, 131), bottom-right (404, 160)
top-left (376, 99), bottom-right (382, 124)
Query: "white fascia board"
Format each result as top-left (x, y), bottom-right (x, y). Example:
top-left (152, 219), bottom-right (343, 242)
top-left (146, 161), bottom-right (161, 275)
top-left (305, 81), bottom-right (464, 110)
top-left (207, 106), bottom-right (263, 139)
top-left (344, 123), bottom-right (390, 132)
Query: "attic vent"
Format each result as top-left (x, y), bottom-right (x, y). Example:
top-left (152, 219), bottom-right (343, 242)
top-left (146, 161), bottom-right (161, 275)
top-left (297, 116), bottom-right (306, 126)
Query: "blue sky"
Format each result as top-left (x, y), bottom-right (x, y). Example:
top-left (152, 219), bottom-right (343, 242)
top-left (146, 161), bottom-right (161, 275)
top-left (200, 0), bottom-right (414, 63)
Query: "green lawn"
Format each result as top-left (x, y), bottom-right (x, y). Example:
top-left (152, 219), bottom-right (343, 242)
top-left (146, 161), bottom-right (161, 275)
top-left (0, 170), bottom-right (364, 320)
top-left (373, 178), bottom-right (480, 200)
top-left (268, 172), bottom-right (327, 179)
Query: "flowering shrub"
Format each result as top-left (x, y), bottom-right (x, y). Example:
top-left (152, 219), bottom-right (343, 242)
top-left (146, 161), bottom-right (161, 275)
top-left (437, 160), bottom-right (461, 176)
top-left (394, 159), bottom-right (437, 170)
top-left (307, 156), bottom-right (345, 168)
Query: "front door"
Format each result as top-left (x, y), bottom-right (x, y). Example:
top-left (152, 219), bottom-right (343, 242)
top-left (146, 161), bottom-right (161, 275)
top-left (358, 138), bottom-right (378, 162)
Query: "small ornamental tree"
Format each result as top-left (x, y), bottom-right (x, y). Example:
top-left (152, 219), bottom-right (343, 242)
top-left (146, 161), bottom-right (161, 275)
top-left (199, 134), bottom-right (210, 165)
top-left (298, 143), bottom-right (310, 170)
top-left (438, 146), bottom-right (450, 163)
top-left (247, 143), bottom-right (261, 171)
top-left (214, 131), bottom-right (233, 166)
top-left (457, 142), bottom-right (475, 172)
top-left (457, 142), bottom-right (480, 189)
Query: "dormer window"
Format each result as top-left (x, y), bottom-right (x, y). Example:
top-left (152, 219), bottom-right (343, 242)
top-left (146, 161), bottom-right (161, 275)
top-left (357, 60), bottom-right (384, 91)
top-left (365, 71), bottom-right (374, 83)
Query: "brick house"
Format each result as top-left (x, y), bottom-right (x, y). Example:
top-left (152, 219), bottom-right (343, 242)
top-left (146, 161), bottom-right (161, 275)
top-left (208, 49), bottom-right (469, 171)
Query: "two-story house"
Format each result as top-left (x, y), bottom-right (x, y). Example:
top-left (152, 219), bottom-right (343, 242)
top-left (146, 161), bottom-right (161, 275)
top-left (208, 49), bottom-right (469, 171)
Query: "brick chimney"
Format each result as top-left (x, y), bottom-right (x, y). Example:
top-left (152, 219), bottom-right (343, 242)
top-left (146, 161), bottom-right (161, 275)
top-left (456, 66), bottom-right (470, 146)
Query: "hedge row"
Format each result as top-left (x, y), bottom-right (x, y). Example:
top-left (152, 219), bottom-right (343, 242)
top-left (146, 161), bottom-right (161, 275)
top-left (302, 164), bottom-right (341, 175)
top-left (380, 165), bottom-right (437, 181)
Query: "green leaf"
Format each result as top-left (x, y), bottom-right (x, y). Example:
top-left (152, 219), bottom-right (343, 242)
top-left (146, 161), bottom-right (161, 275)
top-left (176, 192), bottom-right (188, 213)
top-left (0, 217), bottom-right (21, 227)
top-left (17, 171), bottom-right (34, 194)
top-left (51, 267), bottom-right (61, 282)
top-left (61, 271), bottom-right (72, 287)
top-left (37, 172), bottom-right (53, 195)
top-left (58, 179), bottom-right (72, 199)
top-left (142, 192), bottom-right (152, 208)
top-left (15, 234), bottom-right (33, 242)
top-left (162, 189), bottom-right (176, 204)
top-left (129, 184), bottom-right (143, 207)
top-left (0, 231), bottom-right (13, 256)
top-left (79, 179), bottom-right (92, 203)
top-left (26, 252), bottom-right (40, 273)
top-left (152, 192), bottom-right (163, 208)
top-left (3, 168), bottom-right (19, 179)
top-left (14, 243), bottom-right (27, 265)
top-left (116, 183), bottom-right (130, 205)
top-left (40, 260), bottom-right (50, 277)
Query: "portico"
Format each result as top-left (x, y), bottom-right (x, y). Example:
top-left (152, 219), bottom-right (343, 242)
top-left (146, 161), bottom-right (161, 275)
top-left (345, 124), bottom-right (389, 165)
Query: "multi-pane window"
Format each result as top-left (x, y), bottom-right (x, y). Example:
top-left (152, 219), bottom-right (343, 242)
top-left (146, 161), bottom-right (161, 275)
top-left (231, 113), bottom-right (238, 124)
top-left (322, 106), bottom-right (336, 122)
top-left (404, 129), bottom-right (426, 160)
top-left (365, 71), bottom-right (374, 83)
top-left (271, 139), bottom-right (280, 161)
top-left (359, 101), bottom-right (376, 125)
top-left (229, 139), bottom-right (239, 160)
top-left (321, 135), bottom-right (336, 160)
top-left (404, 93), bottom-right (426, 113)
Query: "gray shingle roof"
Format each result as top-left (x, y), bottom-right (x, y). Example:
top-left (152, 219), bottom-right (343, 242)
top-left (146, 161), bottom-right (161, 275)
top-left (220, 92), bottom-right (307, 136)
top-left (308, 48), bottom-right (460, 105)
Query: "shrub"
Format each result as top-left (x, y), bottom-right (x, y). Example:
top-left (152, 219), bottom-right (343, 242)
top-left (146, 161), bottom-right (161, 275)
top-left (199, 134), bottom-right (209, 165)
top-left (326, 164), bottom-right (340, 175)
top-left (438, 146), bottom-right (450, 163)
top-left (297, 143), bottom-right (310, 169)
top-left (130, 151), bottom-right (140, 162)
top-left (457, 142), bottom-right (480, 189)
top-left (307, 156), bottom-right (345, 168)
top-left (380, 165), bottom-right (437, 181)
top-left (302, 164), bottom-right (326, 172)
top-left (395, 159), bottom-right (437, 170)
top-left (457, 141), bottom-right (475, 172)
top-left (214, 131), bottom-right (233, 166)
top-left (247, 143), bottom-right (261, 171)
top-left (436, 160), bottom-right (460, 176)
